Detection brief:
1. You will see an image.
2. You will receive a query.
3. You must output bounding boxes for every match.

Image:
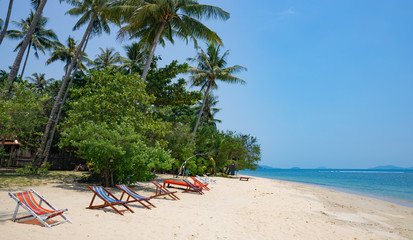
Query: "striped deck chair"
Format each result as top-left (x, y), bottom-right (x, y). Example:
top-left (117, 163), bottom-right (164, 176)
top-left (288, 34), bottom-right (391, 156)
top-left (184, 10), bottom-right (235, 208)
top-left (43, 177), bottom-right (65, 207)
top-left (196, 175), bottom-right (209, 184)
top-left (87, 186), bottom-right (134, 215)
top-left (151, 180), bottom-right (180, 200)
top-left (190, 176), bottom-right (210, 191)
top-left (183, 179), bottom-right (204, 195)
top-left (203, 174), bottom-right (217, 184)
top-left (8, 189), bottom-right (71, 228)
top-left (116, 184), bottom-right (156, 209)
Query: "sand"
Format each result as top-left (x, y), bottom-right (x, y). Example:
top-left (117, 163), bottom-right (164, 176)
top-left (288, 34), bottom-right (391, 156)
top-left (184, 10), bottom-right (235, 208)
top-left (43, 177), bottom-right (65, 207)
top-left (1, 174), bottom-right (412, 240)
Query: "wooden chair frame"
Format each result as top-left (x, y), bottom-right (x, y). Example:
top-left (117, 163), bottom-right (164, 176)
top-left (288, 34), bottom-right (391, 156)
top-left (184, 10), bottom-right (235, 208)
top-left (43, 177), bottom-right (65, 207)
top-left (87, 186), bottom-right (134, 215)
top-left (116, 184), bottom-right (156, 209)
top-left (190, 176), bottom-right (210, 191)
top-left (183, 179), bottom-right (204, 195)
top-left (151, 181), bottom-right (180, 200)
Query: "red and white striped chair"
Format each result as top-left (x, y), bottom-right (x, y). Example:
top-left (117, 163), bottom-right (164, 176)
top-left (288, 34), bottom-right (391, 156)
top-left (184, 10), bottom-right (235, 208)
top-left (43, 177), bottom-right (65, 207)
top-left (9, 189), bottom-right (71, 228)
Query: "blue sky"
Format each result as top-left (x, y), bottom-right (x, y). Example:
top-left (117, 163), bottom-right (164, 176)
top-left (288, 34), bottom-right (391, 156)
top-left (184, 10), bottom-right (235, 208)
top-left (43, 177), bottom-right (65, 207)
top-left (1, 1), bottom-right (412, 168)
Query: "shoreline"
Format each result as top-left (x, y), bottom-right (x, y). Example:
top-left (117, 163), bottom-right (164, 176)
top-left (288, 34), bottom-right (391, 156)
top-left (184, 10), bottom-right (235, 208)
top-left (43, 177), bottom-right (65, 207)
top-left (240, 174), bottom-right (413, 208)
top-left (239, 169), bottom-right (413, 204)
top-left (1, 174), bottom-right (413, 239)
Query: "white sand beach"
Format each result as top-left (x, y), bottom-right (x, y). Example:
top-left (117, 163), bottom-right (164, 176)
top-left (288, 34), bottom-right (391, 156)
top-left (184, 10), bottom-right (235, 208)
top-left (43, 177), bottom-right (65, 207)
top-left (1, 175), bottom-right (412, 240)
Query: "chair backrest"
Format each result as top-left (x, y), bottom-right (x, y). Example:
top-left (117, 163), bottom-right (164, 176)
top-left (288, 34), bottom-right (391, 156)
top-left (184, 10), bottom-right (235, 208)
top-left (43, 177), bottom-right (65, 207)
top-left (152, 181), bottom-right (166, 191)
top-left (152, 181), bottom-right (162, 188)
top-left (117, 184), bottom-right (129, 192)
top-left (12, 190), bottom-right (54, 215)
top-left (183, 179), bottom-right (200, 190)
top-left (190, 176), bottom-right (203, 185)
top-left (117, 184), bottom-right (146, 200)
top-left (196, 175), bottom-right (208, 184)
top-left (91, 186), bottom-right (120, 203)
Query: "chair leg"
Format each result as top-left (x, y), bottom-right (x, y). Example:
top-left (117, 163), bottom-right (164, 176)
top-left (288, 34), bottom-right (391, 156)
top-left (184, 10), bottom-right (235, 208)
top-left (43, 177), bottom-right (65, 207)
top-left (12, 204), bottom-right (20, 222)
top-left (87, 194), bottom-right (97, 209)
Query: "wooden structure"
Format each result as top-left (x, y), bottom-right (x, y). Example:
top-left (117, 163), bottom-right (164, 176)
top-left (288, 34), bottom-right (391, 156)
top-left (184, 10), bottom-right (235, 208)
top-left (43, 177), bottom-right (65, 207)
top-left (87, 186), bottom-right (134, 215)
top-left (116, 184), bottom-right (156, 209)
top-left (151, 181), bottom-right (180, 200)
top-left (239, 177), bottom-right (250, 181)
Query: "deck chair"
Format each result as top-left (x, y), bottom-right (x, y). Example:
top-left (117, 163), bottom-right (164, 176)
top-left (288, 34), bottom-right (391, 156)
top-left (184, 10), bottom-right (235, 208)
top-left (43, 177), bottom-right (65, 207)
top-left (183, 179), bottom-right (204, 195)
top-left (151, 181), bottom-right (180, 200)
top-left (203, 174), bottom-right (217, 184)
top-left (87, 186), bottom-right (134, 215)
top-left (196, 175), bottom-right (209, 184)
top-left (8, 189), bottom-right (71, 228)
top-left (190, 176), bottom-right (210, 191)
top-left (116, 184), bottom-right (156, 209)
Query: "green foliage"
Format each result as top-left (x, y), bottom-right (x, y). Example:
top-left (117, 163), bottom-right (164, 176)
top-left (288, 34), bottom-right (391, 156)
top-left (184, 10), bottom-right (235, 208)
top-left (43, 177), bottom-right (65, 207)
top-left (60, 70), bottom-right (174, 186)
top-left (194, 127), bottom-right (261, 174)
top-left (61, 122), bottom-right (174, 186)
top-left (16, 162), bottom-right (51, 175)
top-left (146, 60), bottom-right (201, 107)
top-left (61, 69), bottom-right (169, 142)
top-left (0, 81), bottom-right (50, 151)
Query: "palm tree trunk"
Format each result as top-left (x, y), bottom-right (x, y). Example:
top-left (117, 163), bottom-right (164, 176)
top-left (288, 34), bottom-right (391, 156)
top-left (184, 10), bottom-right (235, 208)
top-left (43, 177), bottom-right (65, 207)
top-left (191, 81), bottom-right (212, 141)
top-left (7, 0), bottom-right (47, 84)
top-left (0, 0), bottom-right (13, 45)
top-left (35, 13), bottom-right (96, 167)
top-left (141, 21), bottom-right (166, 80)
top-left (20, 42), bottom-right (31, 77)
top-left (44, 30), bottom-right (91, 162)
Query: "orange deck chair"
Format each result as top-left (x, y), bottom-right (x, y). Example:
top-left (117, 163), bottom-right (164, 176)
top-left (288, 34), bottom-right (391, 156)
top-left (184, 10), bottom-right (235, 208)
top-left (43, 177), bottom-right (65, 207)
top-left (151, 180), bottom-right (180, 200)
top-left (116, 184), bottom-right (156, 209)
top-left (190, 176), bottom-right (210, 191)
top-left (8, 189), bottom-right (71, 228)
top-left (87, 186), bottom-right (134, 215)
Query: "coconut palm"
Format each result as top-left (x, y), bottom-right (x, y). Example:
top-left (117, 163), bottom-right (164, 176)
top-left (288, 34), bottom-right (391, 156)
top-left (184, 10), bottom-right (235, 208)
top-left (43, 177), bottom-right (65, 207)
top-left (118, 0), bottom-right (230, 80)
top-left (0, 0), bottom-right (13, 45)
top-left (193, 93), bottom-right (221, 127)
top-left (188, 43), bottom-right (246, 140)
top-left (46, 36), bottom-right (89, 74)
top-left (122, 42), bottom-right (147, 74)
top-left (35, 0), bottom-right (117, 166)
top-left (89, 47), bottom-right (125, 70)
top-left (7, 0), bottom-right (48, 84)
top-left (27, 73), bottom-right (53, 94)
top-left (6, 10), bottom-right (61, 77)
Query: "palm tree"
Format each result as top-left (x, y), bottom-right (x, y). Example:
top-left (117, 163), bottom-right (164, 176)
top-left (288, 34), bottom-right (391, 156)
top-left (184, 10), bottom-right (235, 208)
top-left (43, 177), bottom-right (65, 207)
top-left (188, 43), bottom-right (246, 140)
top-left (89, 47), bottom-right (125, 70)
top-left (122, 42), bottom-right (147, 74)
top-left (0, 0), bottom-right (13, 45)
top-left (27, 72), bottom-right (53, 94)
top-left (35, 0), bottom-right (117, 166)
top-left (46, 36), bottom-right (88, 74)
top-left (6, 10), bottom-right (61, 77)
top-left (118, 0), bottom-right (230, 80)
top-left (193, 93), bottom-right (221, 127)
top-left (7, 0), bottom-right (48, 85)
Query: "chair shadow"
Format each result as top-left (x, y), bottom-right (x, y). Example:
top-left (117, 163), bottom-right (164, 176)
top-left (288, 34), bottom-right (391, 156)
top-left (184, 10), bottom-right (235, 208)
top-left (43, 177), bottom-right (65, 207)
top-left (15, 218), bottom-right (59, 227)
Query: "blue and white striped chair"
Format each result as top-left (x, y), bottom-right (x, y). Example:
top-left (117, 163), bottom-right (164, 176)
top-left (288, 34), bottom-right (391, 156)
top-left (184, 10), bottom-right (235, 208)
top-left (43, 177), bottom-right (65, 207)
top-left (116, 184), bottom-right (156, 209)
top-left (87, 186), bottom-right (134, 215)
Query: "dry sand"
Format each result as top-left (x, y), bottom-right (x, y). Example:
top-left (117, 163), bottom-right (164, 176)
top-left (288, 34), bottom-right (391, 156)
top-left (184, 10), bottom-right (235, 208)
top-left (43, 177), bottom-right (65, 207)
top-left (1, 174), bottom-right (413, 240)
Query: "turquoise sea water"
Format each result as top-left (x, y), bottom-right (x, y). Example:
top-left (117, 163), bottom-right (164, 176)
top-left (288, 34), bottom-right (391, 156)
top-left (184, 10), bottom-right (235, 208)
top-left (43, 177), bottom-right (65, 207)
top-left (239, 169), bottom-right (413, 207)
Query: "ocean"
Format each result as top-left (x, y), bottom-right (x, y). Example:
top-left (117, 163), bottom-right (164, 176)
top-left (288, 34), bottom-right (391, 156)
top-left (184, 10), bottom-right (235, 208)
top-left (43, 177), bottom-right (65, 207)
top-left (238, 169), bottom-right (413, 207)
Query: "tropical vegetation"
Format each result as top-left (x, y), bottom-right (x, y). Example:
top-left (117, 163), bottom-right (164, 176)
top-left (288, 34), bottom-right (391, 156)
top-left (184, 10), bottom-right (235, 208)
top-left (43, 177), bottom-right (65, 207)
top-left (0, 0), bottom-right (260, 186)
